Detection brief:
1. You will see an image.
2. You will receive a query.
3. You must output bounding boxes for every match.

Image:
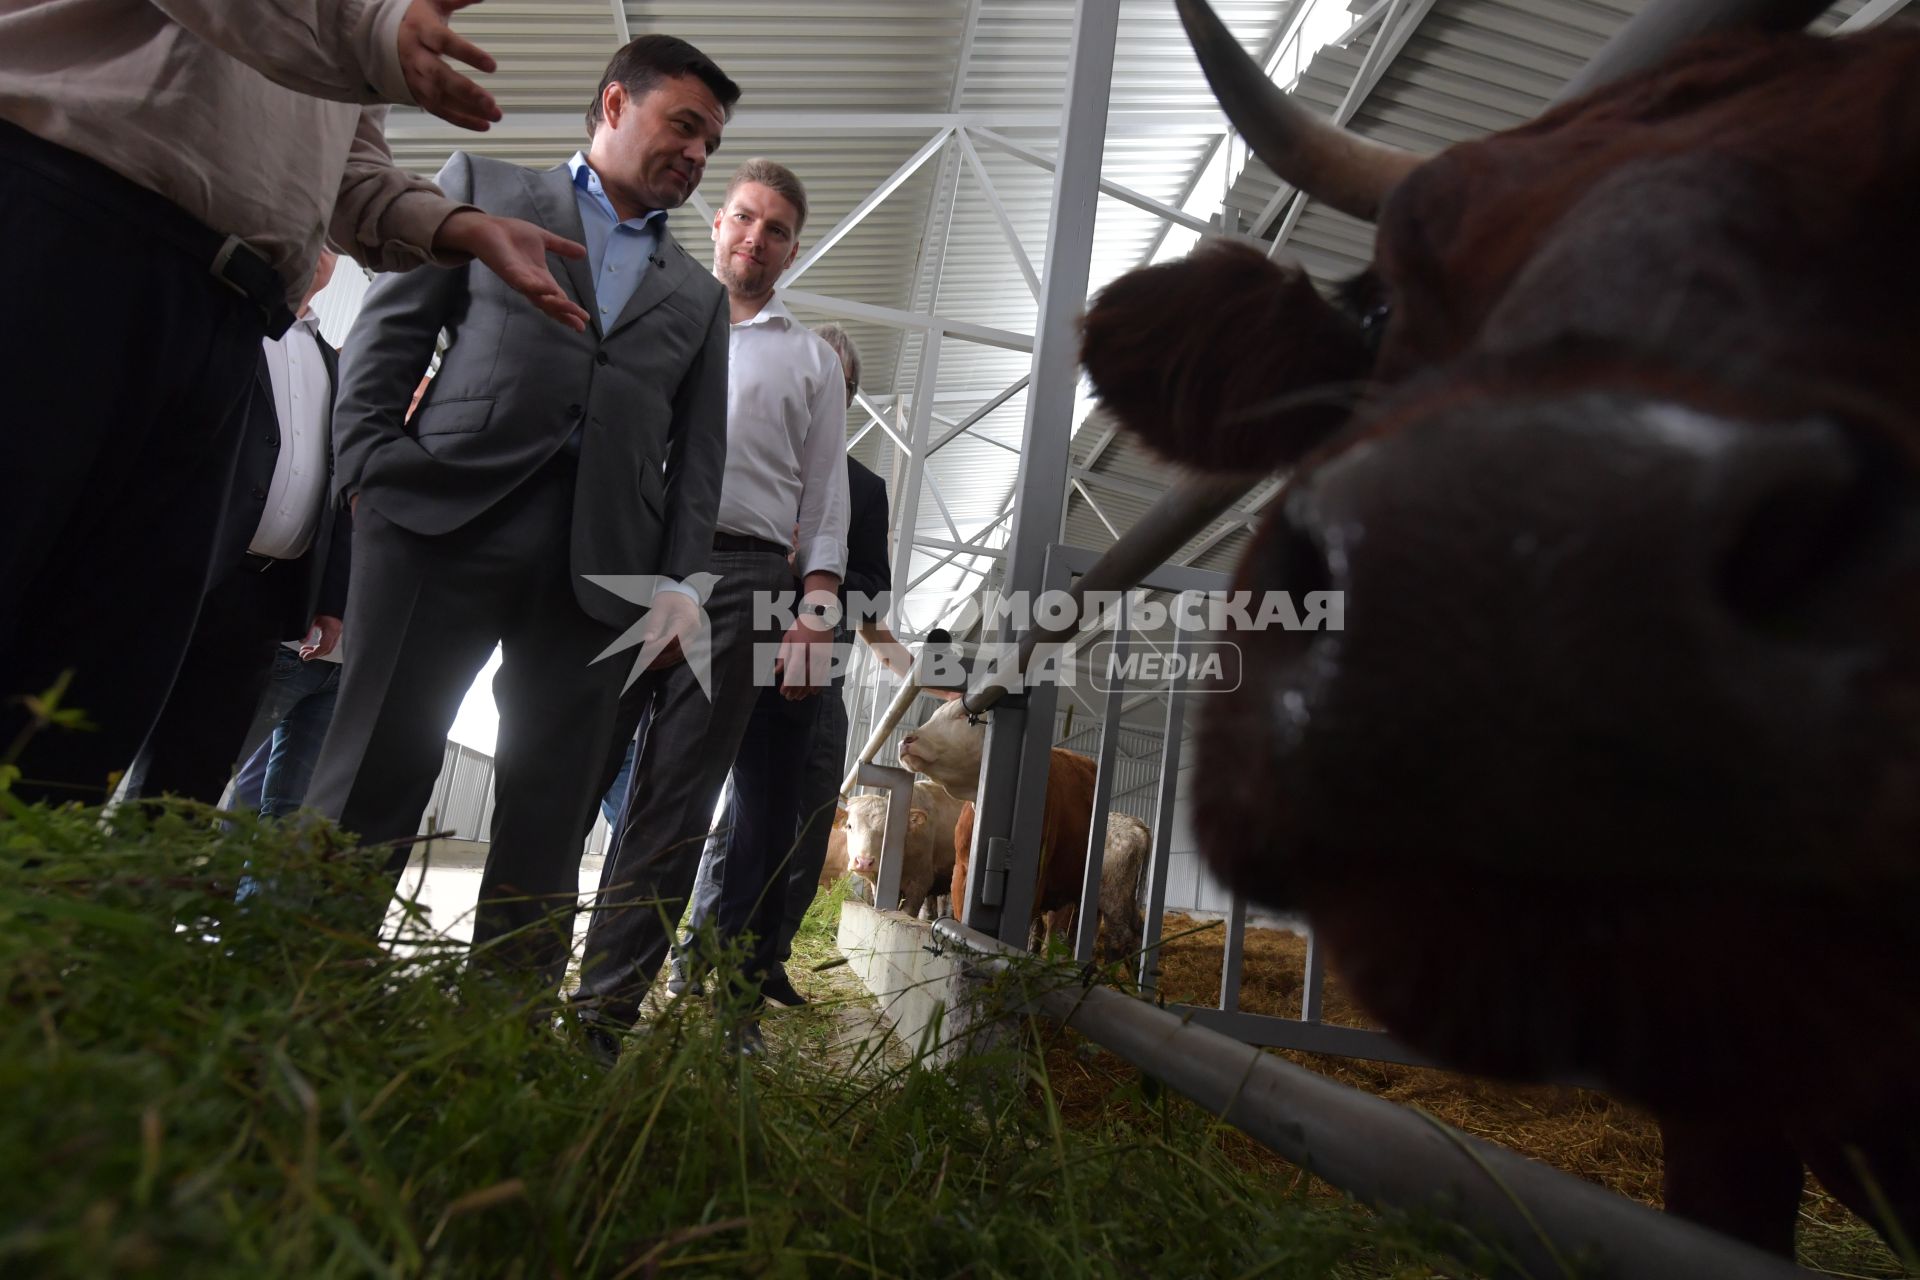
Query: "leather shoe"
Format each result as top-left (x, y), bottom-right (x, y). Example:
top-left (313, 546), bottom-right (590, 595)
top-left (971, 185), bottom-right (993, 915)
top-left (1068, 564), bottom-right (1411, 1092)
top-left (665, 960), bottom-right (704, 998)
top-left (724, 1022), bottom-right (767, 1058)
top-left (579, 1021), bottom-right (623, 1070)
top-left (760, 968), bottom-right (808, 1007)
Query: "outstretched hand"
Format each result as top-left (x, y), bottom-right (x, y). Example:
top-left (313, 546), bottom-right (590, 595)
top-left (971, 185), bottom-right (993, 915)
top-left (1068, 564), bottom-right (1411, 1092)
top-left (398, 0), bottom-right (502, 130)
top-left (433, 210), bottom-right (590, 331)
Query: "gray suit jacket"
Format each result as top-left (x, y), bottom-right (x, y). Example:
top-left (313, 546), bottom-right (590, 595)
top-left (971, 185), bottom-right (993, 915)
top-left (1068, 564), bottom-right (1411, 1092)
top-left (331, 151), bottom-right (730, 627)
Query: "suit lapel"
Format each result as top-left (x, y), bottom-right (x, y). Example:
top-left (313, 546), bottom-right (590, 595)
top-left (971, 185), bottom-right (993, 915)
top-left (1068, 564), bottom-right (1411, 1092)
top-left (526, 164), bottom-right (600, 333)
top-left (605, 225), bottom-right (693, 340)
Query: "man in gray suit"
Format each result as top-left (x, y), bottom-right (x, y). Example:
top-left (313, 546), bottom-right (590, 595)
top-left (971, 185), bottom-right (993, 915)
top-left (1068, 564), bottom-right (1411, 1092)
top-left (311, 35), bottom-right (741, 986)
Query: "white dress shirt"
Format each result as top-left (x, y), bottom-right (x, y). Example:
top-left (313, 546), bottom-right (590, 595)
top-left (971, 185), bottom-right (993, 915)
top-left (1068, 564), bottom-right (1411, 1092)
top-left (249, 314), bottom-right (332, 560)
top-left (713, 296), bottom-right (850, 580)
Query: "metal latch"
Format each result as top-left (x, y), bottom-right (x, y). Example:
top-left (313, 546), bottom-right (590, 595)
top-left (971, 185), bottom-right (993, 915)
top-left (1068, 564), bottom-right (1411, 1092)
top-left (981, 836), bottom-right (1010, 909)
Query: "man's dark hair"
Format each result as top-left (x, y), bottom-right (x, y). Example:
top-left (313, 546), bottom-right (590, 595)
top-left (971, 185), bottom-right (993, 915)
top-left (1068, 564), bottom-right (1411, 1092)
top-left (586, 34), bottom-right (741, 135)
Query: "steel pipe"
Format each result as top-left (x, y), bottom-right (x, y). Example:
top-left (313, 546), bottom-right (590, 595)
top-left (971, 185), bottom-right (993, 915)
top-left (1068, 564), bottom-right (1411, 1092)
top-left (931, 919), bottom-right (1811, 1280)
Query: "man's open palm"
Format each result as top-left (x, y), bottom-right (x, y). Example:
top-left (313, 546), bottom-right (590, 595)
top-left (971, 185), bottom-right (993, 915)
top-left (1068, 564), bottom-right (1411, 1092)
top-left (434, 210), bottom-right (590, 332)
top-left (398, 0), bottom-right (502, 131)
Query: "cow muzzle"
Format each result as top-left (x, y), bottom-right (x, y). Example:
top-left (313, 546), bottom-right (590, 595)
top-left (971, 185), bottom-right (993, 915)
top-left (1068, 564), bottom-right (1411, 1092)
top-left (1219, 392), bottom-right (1920, 884)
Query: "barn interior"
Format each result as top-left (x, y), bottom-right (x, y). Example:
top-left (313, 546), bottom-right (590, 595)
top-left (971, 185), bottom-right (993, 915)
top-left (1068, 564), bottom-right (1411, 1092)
top-left (6, 1), bottom-right (1916, 1277)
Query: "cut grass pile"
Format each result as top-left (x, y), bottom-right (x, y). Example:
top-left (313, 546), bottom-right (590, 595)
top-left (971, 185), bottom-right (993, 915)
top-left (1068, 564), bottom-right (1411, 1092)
top-left (1132, 914), bottom-right (1913, 1280)
top-left (1, 799), bottom-right (1482, 1278)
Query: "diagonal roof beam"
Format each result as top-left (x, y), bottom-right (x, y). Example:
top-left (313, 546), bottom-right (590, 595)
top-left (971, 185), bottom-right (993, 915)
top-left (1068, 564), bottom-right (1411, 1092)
top-left (782, 127), bottom-right (954, 289)
top-left (929, 374), bottom-right (1030, 457)
top-left (782, 289), bottom-right (1032, 352)
top-left (1252, 0), bottom-right (1440, 241)
top-left (606, 0), bottom-right (629, 43)
top-left (1137, 0), bottom-right (1342, 266)
top-left (969, 129), bottom-right (1220, 237)
top-left (957, 128), bottom-right (1042, 300)
top-left (1838, 0), bottom-right (1914, 30)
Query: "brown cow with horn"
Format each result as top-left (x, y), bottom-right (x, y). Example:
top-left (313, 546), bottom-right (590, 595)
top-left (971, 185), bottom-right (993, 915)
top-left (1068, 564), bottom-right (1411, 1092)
top-left (1079, 0), bottom-right (1920, 1259)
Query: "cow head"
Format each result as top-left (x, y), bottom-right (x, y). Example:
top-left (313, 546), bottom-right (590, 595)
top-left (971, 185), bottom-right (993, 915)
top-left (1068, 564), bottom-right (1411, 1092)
top-left (843, 793), bottom-right (927, 879)
top-left (898, 699), bottom-right (983, 801)
top-left (1082, 1), bottom-right (1920, 1109)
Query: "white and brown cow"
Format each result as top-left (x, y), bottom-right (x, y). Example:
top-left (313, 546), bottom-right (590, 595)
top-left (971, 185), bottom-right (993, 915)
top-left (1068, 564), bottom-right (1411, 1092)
top-left (842, 781), bottom-right (968, 919)
top-left (1077, 0), bottom-right (1920, 1257)
top-left (902, 699), bottom-right (1149, 965)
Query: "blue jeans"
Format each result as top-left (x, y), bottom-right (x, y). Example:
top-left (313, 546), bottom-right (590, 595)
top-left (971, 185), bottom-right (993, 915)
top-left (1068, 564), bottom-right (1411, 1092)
top-left (232, 648), bottom-right (342, 819)
top-left (599, 737), bottom-right (637, 830)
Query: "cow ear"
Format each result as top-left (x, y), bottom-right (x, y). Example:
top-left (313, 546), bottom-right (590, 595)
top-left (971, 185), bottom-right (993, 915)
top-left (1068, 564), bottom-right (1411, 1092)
top-left (1080, 239), bottom-right (1371, 473)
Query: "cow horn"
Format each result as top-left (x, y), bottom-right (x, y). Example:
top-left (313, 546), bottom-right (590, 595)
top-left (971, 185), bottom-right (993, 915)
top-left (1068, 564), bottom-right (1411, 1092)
top-left (1176, 0), bottom-right (1423, 223)
top-left (1555, 0), bottom-right (1832, 103)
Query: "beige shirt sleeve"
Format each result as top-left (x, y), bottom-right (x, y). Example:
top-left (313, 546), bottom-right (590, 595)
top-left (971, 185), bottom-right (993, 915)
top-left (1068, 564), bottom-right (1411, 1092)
top-left (332, 106), bottom-right (477, 272)
top-left (148, 0), bottom-right (415, 104)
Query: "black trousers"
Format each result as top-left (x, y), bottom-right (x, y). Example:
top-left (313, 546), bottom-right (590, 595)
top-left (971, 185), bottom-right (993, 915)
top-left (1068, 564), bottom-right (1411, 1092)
top-left (701, 676), bottom-right (850, 988)
top-left (130, 562), bottom-right (291, 805)
top-left (712, 683), bottom-right (819, 994)
top-left (0, 129), bottom-right (263, 803)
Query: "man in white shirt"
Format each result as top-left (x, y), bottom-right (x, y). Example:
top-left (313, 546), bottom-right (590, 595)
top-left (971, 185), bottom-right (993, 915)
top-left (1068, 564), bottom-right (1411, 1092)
top-left (134, 253), bottom-right (355, 806)
top-left (574, 158), bottom-right (850, 1061)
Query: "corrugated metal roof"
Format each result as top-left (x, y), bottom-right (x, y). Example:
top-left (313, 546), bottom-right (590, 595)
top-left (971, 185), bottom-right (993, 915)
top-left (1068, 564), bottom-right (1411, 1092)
top-left (361, 0), bottom-right (1901, 638)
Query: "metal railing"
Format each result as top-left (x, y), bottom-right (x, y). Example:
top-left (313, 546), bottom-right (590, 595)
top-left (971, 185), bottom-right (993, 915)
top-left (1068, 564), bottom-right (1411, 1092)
top-left (929, 916), bottom-right (1807, 1280)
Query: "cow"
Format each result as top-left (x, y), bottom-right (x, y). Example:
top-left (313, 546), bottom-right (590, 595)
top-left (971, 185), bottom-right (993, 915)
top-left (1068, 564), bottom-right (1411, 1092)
top-left (821, 806), bottom-right (851, 889)
top-left (842, 781), bottom-right (968, 918)
top-left (1074, 0), bottom-right (1920, 1257)
top-left (902, 699), bottom-right (1150, 966)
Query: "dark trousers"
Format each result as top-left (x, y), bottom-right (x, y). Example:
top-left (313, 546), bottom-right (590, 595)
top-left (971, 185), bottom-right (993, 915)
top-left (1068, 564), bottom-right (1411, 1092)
top-left (131, 562), bottom-right (290, 805)
top-left (678, 676), bottom-right (849, 983)
top-left (0, 127), bottom-right (264, 802)
top-left (573, 548), bottom-right (793, 1028)
top-left (777, 683), bottom-right (850, 961)
top-left (305, 459), bottom-right (629, 985)
top-left (692, 686), bottom-right (817, 990)
top-left (231, 648), bottom-right (342, 818)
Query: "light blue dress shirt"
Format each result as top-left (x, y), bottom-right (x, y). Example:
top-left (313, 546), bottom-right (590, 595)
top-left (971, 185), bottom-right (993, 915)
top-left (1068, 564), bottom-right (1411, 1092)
top-left (566, 151), bottom-right (668, 330)
top-left (565, 153), bottom-right (697, 605)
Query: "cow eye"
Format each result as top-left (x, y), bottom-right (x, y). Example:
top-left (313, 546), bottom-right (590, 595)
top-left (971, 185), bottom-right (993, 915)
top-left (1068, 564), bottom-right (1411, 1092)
top-left (1337, 270), bottom-right (1393, 356)
top-left (1358, 301), bottom-right (1393, 353)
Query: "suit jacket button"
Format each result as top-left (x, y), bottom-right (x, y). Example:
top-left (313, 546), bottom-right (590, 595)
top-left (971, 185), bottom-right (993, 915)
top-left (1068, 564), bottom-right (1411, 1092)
top-left (568, 403), bottom-right (584, 418)
top-left (252, 486), bottom-right (267, 499)
top-left (595, 350), bottom-right (610, 366)
top-left (268, 436), bottom-right (279, 447)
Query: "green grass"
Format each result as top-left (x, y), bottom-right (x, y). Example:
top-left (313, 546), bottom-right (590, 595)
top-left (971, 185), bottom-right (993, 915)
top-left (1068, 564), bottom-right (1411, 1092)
top-left (0, 796), bottom-right (1487, 1279)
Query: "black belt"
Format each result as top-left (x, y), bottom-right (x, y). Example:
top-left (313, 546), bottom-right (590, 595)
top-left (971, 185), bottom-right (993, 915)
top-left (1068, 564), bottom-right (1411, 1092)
top-left (0, 120), bottom-right (296, 338)
top-left (713, 531), bottom-right (790, 557)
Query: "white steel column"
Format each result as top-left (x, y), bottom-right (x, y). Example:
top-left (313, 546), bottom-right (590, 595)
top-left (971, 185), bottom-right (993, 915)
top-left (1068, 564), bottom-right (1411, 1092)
top-left (964, 0), bottom-right (1121, 945)
top-left (888, 337), bottom-right (942, 632)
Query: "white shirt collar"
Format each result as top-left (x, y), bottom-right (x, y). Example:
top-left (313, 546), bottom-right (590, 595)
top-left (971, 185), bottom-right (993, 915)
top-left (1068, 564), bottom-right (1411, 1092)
top-left (731, 294), bottom-right (794, 330)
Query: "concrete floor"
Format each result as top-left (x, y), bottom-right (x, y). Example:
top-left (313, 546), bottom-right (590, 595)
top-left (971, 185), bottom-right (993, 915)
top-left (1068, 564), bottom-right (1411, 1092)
top-left (381, 839), bottom-right (607, 957)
